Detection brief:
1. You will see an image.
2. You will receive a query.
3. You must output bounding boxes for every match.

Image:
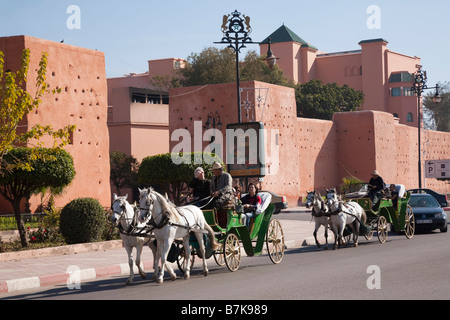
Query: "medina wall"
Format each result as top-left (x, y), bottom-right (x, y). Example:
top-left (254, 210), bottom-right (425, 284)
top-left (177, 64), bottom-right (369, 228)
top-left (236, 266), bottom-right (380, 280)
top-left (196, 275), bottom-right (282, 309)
top-left (170, 81), bottom-right (450, 206)
top-left (0, 35), bottom-right (111, 213)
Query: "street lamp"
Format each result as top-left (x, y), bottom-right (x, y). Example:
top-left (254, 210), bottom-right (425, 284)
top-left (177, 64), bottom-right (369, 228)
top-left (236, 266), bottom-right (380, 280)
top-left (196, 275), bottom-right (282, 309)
top-left (215, 10), bottom-right (279, 123)
top-left (411, 64), bottom-right (441, 188)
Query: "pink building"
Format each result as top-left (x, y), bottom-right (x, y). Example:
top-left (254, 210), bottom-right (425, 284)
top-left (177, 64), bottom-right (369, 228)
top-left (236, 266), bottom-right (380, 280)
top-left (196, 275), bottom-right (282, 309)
top-left (259, 25), bottom-right (421, 126)
top-left (0, 36), bottom-right (111, 213)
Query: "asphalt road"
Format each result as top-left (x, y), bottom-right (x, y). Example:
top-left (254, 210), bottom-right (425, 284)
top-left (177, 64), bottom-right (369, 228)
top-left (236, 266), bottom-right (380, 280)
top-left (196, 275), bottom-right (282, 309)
top-left (4, 221), bottom-right (449, 302)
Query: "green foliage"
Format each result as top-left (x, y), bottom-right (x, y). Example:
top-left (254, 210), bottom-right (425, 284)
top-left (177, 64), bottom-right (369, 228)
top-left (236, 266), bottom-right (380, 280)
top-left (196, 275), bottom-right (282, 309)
top-left (340, 176), bottom-right (364, 194)
top-left (110, 151), bottom-right (139, 194)
top-left (295, 79), bottom-right (364, 120)
top-left (0, 48), bottom-right (76, 173)
top-left (0, 147), bottom-right (75, 201)
top-left (178, 47), bottom-right (291, 87)
top-left (59, 197), bottom-right (106, 244)
top-left (138, 152), bottom-right (223, 205)
top-left (0, 147), bottom-right (75, 247)
top-left (424, 82), bottom-right (450, 132)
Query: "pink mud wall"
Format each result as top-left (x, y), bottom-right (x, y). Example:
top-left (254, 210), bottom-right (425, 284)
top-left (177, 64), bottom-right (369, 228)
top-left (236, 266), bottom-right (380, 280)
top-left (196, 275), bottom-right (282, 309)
top-left (170, 81), bottom-right (450, 205)
top-left (0, 36), bottom-right (111, 213)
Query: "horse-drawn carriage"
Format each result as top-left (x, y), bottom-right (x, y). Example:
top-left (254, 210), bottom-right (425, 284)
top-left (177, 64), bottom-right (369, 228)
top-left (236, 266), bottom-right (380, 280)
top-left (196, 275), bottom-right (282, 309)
top-left (112, 188), bottom-right (285, 284)
top-left (201, 191), bottom-right (285, 272)
top-left (352, 189), bottom-right (415, 243)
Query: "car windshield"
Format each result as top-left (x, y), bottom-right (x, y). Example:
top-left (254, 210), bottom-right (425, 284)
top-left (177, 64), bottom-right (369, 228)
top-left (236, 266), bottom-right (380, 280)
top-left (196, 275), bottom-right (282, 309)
top-left (409, 196), bottom-right (439, 208)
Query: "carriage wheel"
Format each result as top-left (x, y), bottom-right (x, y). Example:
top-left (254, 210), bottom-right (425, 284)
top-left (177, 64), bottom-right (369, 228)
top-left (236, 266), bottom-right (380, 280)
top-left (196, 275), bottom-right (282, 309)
top-left (404, 204), bottom-right (415, 239)
top-left (213, 242), bottom-right (225, 266)
top-left (266, 219), bottom-right (285, 264)
top-left (364, 220), bottom-right (376, 241)
top-left (224, 233), bottom-right (241, 272)
top-left (176, 243), bottom-right (195, 275)
top-left (377, 216), bottom-right (388, 244)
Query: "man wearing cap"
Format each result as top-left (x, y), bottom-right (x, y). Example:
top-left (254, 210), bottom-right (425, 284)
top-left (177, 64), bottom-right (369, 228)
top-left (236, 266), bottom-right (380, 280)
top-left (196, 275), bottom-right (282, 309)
top-left (368, 170), bottom-right (385, 210)
top-left (209, 162), bottom-right (233, 210)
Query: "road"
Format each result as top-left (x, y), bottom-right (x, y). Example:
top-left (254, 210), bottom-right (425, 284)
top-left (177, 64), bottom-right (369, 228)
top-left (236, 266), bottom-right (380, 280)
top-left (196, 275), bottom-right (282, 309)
top-left (3, 212), bottom-right (449, 302)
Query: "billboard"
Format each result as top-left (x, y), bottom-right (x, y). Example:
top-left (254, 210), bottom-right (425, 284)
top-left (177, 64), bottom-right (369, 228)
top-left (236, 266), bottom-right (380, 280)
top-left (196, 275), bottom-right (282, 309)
top-left (226, 122), bottom-right (265, 177)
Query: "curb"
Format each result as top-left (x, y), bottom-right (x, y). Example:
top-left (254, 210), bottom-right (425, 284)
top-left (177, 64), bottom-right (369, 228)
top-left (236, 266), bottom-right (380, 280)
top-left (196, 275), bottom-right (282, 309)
top-left (0, 238), bottom-right (310, 294)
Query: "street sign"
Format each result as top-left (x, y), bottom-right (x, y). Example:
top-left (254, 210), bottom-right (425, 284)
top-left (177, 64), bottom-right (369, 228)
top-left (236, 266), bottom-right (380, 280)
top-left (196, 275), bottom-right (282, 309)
top-left (425, 160), bottom-right (450, 179)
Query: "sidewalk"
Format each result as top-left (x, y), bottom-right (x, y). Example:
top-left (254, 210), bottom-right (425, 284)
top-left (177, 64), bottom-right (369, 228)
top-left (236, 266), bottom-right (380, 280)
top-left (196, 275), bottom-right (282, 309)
top-left (0, 207), bottom-right (323, 295)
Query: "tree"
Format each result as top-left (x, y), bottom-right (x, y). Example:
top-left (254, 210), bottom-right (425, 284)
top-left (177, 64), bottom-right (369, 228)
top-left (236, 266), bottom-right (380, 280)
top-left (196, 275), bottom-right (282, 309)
top-left (138, 152), bottom-right (222, 205)
top-left (0, 147), bottom-right (75, 247)
top-left (177, 47), bottom-right (291, 87)
top-left (295, 80), bottom-right (364, 120)
top-left (110, 151), bottom-right (139, 195)
top-left (0, 49), bottom-right (75, 174)
top-left (424, 82), bottom-right (450, 132)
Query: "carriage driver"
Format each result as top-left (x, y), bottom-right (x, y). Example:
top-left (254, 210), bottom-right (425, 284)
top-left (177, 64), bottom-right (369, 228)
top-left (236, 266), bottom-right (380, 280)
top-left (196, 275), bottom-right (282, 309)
top-left (209, 162), bottom-right (234, 210)
top-left (368, 170), bottom-right (385, 210)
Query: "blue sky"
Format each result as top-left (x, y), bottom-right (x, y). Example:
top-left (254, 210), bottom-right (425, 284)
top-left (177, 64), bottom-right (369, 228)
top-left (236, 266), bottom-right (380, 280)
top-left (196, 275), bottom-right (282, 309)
top-left (1, 0), bottom-right (448, 86)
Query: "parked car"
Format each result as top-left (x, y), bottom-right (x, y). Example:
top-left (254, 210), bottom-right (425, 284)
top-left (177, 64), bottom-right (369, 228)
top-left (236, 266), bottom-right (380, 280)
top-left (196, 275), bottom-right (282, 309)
top-left (407, 188), bottom-right (448, 207)
top-left (409, 193), bottom-right (448, 232)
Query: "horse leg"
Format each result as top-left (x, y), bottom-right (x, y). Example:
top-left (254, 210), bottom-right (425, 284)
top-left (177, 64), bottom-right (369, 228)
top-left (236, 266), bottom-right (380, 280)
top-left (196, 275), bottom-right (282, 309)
top-left (124, 244), bottom-right (134, 285)
top-left (148, 240), bottom-right (158, 281)
top-left (182, 236), bottom-right (191, 280)
top-left (195, 233), bottom-right (209, 277)
top-left (323, 222), bottom-right (329, 250)
top-left (313, 220), bottom-right (321, 248)
top-left (135, 242), bottom-right (147, 279)
top-left (161, 238), bottom-right (177, 282)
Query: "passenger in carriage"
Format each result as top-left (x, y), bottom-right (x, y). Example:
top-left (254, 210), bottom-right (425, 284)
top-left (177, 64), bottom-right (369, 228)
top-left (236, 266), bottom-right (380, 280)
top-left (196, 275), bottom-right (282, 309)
top-left (388, 184), bottom-right (399, 208)
top-left (368, 170), bottom-right (385, 210)
top-left (241, 183), bottom-right (262, 229)
top-left (187, 167), bottom-right (211, 207)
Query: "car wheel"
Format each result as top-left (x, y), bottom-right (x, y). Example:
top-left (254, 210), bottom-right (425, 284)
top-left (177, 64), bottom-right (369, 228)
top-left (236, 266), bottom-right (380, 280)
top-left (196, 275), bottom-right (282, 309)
top-left (440, 224), bottom-right (448, 233)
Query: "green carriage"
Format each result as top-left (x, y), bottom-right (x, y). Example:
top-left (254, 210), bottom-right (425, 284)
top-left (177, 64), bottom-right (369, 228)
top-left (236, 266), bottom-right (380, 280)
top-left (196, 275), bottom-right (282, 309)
top-left (177, 192), bottom-right (285, 272)
top-left (352, 190), bottom-right (415, 243)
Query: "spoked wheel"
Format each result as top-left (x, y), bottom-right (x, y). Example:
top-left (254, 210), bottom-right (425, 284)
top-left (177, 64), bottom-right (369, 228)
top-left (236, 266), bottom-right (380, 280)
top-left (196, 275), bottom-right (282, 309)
top-left (404, 204), bottom-right (415, 239)
top-left (213, 242), bottom-right (225, 266)
top-left (364, 219), bottom-right (376, 241)
top-left (266, 219), bottom-right (285, 264)
top-left (176, 243), bottom-right (195, 275)
top-left (377, 216), bottom-right (388, 244)
top-left (224, 233), bottom-right (241, 272)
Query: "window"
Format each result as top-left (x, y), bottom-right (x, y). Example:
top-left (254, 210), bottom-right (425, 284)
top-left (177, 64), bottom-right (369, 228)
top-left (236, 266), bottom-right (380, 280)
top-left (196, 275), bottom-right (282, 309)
top-left (407, 112), bottom-right (413, 122)
top-left (391, 87), bottom-right (402, 97)
top-left (131, 92), bottom-right (146, 103)
top-left (389, 72), bottom-right (413, 83)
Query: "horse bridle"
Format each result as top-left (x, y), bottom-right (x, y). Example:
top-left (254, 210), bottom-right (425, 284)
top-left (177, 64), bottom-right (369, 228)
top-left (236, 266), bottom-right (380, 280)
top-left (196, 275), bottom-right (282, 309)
top-left (140, 192), bottom-right (171, 230)
top-left (112, 198), bottom-right (139, 234)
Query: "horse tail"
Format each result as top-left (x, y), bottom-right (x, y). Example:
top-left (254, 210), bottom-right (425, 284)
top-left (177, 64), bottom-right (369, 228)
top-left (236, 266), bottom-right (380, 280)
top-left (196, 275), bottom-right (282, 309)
top-left (361, 209), bottom-right (367, 225)
top-left (204, 223), bottom-right (219, 250)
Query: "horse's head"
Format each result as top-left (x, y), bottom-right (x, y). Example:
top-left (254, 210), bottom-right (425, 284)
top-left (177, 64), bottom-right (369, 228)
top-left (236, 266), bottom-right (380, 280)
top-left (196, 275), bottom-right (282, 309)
top-left (326, 188), bottom-right (338, 207)
top-left (111, 193), bottom-right (129, 226)
top-left (138, 187), bottom-right (156, 223)
top-left (305, 191), bottom-right (315, 209)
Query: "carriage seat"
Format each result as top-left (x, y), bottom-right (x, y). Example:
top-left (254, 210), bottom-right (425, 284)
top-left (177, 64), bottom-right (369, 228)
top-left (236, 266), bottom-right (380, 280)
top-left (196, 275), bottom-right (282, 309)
top-left (256, 192), bottom-right (272, 215)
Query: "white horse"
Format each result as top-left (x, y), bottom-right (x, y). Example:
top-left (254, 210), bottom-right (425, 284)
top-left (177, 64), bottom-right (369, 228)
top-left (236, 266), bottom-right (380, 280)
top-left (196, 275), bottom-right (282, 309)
top-left (326, 188), bottom-right (366, 250)
top-left (305, 191), bottom-right (332, 249)
top-left (138, 187), bottom-right (219, 284)
top-left (111, 193), bottom-right (157, 285)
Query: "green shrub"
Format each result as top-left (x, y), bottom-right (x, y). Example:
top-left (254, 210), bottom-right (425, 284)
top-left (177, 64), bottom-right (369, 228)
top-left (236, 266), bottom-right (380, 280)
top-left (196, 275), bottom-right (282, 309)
top-left (59, 198), bottom-right (106, 244)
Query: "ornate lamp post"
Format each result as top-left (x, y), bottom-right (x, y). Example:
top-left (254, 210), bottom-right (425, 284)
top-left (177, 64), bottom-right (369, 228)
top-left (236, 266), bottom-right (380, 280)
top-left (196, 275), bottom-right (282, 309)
top-left (215, 10), bottom-right (279, 123)
top-left (411, 65), bottom-right (441, 188)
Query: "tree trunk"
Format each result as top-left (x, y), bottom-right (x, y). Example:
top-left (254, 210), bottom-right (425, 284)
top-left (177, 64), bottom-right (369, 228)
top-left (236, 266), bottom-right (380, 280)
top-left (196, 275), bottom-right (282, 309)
top-left (12, 200), bottom-right (29, 248)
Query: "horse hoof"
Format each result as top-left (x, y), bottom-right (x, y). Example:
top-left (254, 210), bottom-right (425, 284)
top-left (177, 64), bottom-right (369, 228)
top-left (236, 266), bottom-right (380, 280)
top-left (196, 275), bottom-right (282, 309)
top-left (184, 274), bottom-right (190, 280)
top-left (156, 278), bottom-right (163, 284)
top-left (203, 271), bottom-right (209, 277)
top-left (140, 273), bottom-right (147, 280)
top-left (126, 279), bottom-right (133, 285)
top-left (354, 243), bottom-right (358, 248)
